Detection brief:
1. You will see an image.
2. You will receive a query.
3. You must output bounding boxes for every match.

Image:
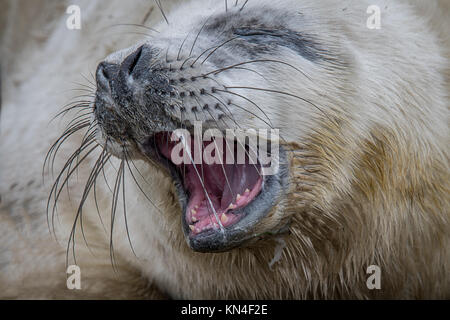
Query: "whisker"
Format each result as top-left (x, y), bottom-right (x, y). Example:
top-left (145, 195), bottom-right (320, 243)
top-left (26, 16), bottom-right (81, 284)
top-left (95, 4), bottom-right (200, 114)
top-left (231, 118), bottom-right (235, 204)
top-left (200, 108), bottom-right (235, 199)
top-left (59, 143), bottom-right (100, 266)
top-left (80, 73), bottom-right (97, 88)
top-left (215, 88), bottom-right (274, 127)
top-left (225, 86), bottom-right (331, 121)
top-left (154, 0), bottom-right (169, 25)
top-left (227, 66), bottom-right (270, 81)
top-left (93, 152), bottom-right (111, 235)
top-left (212, 92), bottom-right (288, 146)
top-left (201, 37), bottom-right (239, 65)
top-left (110, 31), bottom-right (156, 39)
top-left (189, 31), bottom-right (234, 67)
top-left (49, 142), bottom-right (98, 238)
top-left (67, 88), bottom-right (95, 94)
top-left (108, 23), bottom-right (159, 34)
top-left (109, 158), bottom-right (125, 273)
top-left (63, 112), bottom-right (94, 131)
top-left (202, 93), bottom-right (238, 126)
top-left (185, 94), bottom-right (230, 195)
top-left (177, 30), bottom-right (192, 61)
top-left (124, 152), bottom-right (165, 216)
top-left (165, 45), bottom-right (172, 63)
top-left (199, 59), bottom-right (312, 81)
top-left (75, 146), bottom-right (111, 256)
top-left (49, 121), bottom-right (92, 172)
top-left (179, 134), bottom-right (226, 233)
top-left (240, 0), bottom-right (250, 11)
top-left (72, 127), bottom-right (98, 183)
top-left (122, 152), bottom-right (138, 257)
top-left (70, 81), bottom-right (95, 91)
top-left (202, 99), bottom-right (263, 178)
top-left (101, 142), bottom-right (114, 194)
top-left (189, 15), bottom-right (213, 57)
top-left (44, 121), bottom-right (91, 178)
top-left (51, 101), bottom-right (93, 122)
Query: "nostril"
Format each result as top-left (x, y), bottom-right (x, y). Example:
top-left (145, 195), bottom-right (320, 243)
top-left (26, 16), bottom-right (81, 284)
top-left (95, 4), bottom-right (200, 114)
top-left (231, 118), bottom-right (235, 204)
top-left (101, 65), bottom-right (109, 79)
top-left (96, 62), bottom-right (119, 90)
top-left (121, 45), bottom-right (145, 77)
top-left (128, 46), bottom-right (143, 75)
top-left (97, 62), bottom-right (115, 80)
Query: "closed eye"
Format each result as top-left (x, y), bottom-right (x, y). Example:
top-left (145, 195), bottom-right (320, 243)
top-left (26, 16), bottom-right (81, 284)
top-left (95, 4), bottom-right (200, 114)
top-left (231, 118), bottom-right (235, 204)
top-left (233, 27), bottom-right (321, 62)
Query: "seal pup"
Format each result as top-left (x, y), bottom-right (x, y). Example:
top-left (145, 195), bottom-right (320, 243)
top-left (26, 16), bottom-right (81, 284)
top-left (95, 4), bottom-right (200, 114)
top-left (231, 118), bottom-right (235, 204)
top-left (0, 0), bottom-right (449, 299)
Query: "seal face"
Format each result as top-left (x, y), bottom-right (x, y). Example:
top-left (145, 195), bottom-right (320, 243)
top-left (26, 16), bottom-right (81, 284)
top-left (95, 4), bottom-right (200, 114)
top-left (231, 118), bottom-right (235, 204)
top-left (92, 12), bottom-right (298, 251)
top-left (90, 3), bottom-right (345, 253)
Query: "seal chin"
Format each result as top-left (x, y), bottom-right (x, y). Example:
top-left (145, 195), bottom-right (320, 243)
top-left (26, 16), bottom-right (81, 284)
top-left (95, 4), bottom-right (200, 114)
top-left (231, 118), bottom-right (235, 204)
top-left (142, 132), bottom-right (289, 252)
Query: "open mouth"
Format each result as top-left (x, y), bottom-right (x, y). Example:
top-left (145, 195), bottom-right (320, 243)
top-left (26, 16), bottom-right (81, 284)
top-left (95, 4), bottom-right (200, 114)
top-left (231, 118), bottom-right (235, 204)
top-left (155, 132), bottom-right (263, 233)
top-left (142, 131), bottom-right (287, 252)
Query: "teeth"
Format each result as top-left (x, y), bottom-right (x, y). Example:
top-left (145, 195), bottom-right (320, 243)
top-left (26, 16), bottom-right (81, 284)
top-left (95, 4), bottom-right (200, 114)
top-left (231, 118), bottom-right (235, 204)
top-left (228, 203), bottom-right (236, 210)
top-left (195, 205), bottom-right (199, 209)
top-left (236, 194), bottom-right (241, 201)
top-left (221, 213), bottom-right (228, 223)
top-left (192, 216), bottom-right (198, 222)
top-left (191, 209), bottom-right (197, 215)
top-left (245, 189), bottom-right (250, 194)
top-left (189, 225), bottom-right (195, 231)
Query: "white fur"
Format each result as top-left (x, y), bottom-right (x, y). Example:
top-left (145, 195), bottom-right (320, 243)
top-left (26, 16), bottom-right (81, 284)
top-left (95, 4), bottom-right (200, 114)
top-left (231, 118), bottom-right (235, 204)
top-left (0, 0), bottom-right (448, 299)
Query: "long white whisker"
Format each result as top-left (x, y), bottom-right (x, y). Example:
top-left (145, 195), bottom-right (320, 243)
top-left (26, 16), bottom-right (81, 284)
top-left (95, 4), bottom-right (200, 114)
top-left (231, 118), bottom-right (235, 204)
top-left (178, 134), bottom-right (226, 234)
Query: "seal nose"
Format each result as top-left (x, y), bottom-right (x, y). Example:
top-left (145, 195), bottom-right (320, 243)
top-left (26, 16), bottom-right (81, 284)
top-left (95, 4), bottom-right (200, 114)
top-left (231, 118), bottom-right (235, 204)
top-left (95, 45), bottom-right (151, 94)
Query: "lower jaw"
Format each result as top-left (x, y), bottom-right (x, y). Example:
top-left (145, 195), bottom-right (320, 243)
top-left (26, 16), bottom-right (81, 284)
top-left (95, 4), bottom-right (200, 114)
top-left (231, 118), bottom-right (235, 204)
top-left (175, 148), bottom-right (289, 253)
top-left (184, 174), bottom-right (264, 236)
